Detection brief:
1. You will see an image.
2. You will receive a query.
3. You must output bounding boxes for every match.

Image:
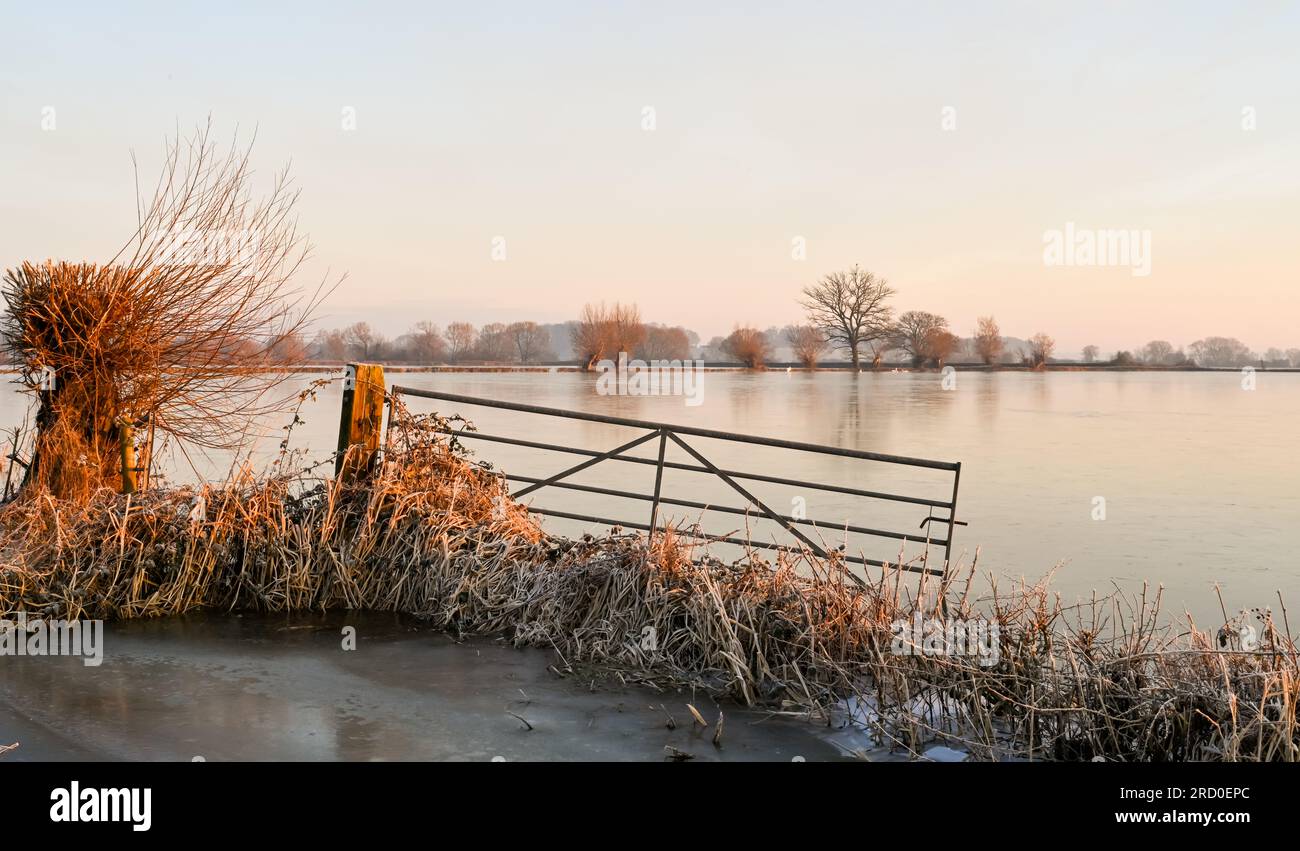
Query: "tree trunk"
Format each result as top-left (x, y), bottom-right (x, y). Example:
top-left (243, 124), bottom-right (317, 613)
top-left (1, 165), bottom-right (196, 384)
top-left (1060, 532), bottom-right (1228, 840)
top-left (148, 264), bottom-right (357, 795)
top-left (25, 375), bottom-right (127, 499)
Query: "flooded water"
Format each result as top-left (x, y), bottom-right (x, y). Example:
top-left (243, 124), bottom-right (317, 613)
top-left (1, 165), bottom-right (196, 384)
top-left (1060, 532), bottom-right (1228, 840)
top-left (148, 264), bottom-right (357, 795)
top-left (3, 370), bottom-right (1296, 625)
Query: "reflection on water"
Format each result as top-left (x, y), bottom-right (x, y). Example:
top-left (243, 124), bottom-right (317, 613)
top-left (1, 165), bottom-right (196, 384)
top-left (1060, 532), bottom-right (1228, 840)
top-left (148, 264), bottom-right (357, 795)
top-left (2, 370), bottom-right (1296, 625)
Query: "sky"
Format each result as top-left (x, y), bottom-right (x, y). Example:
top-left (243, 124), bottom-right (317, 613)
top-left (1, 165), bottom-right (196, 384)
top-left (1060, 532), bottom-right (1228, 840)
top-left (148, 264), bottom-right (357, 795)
top-left (2, 1), bottom-right (1298, 355)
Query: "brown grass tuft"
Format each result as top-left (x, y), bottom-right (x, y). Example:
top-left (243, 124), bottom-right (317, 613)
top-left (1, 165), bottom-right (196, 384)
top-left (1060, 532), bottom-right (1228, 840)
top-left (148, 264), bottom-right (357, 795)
top-left (0, 398), bottom-right (1295, 761)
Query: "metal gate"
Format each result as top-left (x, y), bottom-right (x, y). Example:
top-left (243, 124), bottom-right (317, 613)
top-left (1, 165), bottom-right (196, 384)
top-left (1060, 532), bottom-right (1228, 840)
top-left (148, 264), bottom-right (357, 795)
top-left (390, 387), bottom-right (964, 577)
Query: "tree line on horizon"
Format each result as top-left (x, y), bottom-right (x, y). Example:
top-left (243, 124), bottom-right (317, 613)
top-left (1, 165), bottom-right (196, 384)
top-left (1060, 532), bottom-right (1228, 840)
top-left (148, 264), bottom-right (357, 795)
top-left (309, 320), bottom-right (558, 365)
top-left (236, 265), bottom-right (1298, 370)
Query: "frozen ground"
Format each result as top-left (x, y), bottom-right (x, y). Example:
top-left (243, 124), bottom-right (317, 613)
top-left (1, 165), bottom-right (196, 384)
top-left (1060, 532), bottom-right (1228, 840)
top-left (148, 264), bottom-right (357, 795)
top-left (1, 613), bottom-right (871, 762)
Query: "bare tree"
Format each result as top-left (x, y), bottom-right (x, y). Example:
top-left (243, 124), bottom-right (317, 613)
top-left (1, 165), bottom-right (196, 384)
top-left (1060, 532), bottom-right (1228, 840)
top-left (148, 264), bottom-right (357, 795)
top-left (407, 321), bottom-right (446, 364)
top-left (722, 326), bottom-right (770, 369)
top-left (608, 303), bottom-right (646, 358)
top-left (1142, 340), bottom-right (1174, 365)
top-left (1, 122), bottom-right (333, 497)
top-left (344, 322), bottom-right (382, 360)
top-left (921, 329), bottom-right (961, 367)
top-left (891, 311), bottom-right (949, 366)
top-left (443, 322), bottom-right (477, 363)
top-left (1082, 344), bottom-right (1100, 363)
top-left (475, 323), bottom-right (512, 361)
top-left (571, 303), bottom-right (610, 370)
top-left (507, 321), bottom-right (552, 364)
top-left (800, 266), bottom-right (894, 369)
top-left (1188, 337), bottom-right (1253, 367)
top-left (268, 331), bottom-right (309, 365)
top-left (784, 325), bottom-right (827, 369)
top-left (1028, 333), bottom-right (1055, 367)
top-left (973, 316), bottom-right (1004, 365)
top-left (571, 302), bottom-right (644, 369)
top-left (699, 335), bottom-right (727, 361)
top-left (638, 325), bottom-right (692, 361)
top-left (313, 328), bottom-right (349, 361)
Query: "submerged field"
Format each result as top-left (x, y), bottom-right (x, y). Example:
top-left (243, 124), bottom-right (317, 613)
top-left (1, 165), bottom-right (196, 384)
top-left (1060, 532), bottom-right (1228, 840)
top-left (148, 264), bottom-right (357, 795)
top-left (3, 369), bottom-right (1286, 627)
top-left (1, 401), bottom-right (1296, 762)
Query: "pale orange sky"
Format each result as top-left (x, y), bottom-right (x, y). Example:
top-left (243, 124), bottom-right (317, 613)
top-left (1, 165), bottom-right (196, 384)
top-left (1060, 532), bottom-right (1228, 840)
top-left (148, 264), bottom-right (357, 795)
top-left (3, 2), bottom-right (1298, 355)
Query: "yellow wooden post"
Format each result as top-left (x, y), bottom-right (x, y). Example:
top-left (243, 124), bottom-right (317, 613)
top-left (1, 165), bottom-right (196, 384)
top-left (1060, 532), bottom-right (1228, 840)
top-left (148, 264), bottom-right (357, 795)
top-left (335, 362), bottom-right (386, 482)
top-left (119, 422), bottom-right (137, 494)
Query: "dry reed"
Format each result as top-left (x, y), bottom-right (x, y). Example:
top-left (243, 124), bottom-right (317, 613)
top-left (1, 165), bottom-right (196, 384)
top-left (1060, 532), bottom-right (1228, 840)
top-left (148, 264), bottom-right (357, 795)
top-left (0, 399), bottom-right (1295, 762)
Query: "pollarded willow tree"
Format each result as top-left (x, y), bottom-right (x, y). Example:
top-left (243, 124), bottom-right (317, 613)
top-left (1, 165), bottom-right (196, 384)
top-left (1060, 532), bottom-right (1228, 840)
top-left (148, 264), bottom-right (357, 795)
top-left (2, 122), bottom-right (334, 499)
top-left (570, 302), bottom-right (645, 370)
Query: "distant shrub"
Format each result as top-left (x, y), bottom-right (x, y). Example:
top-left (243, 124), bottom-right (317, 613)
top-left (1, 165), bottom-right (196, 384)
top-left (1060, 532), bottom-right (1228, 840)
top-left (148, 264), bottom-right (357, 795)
top-left (722, 326), bottom-right (770, 369)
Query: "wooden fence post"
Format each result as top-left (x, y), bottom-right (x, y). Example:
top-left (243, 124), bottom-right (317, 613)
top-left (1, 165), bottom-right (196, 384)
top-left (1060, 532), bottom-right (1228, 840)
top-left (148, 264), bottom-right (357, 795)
top-left (336, 362), bottom-right (386, 482)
